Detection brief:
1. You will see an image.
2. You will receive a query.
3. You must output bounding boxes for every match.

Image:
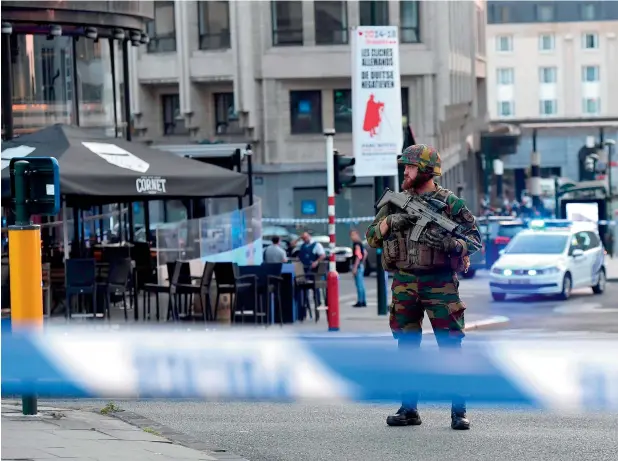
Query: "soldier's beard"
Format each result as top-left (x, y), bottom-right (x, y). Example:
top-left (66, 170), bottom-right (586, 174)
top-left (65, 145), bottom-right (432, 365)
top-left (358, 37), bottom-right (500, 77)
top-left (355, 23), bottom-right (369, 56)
top-left (402, 172), bottom-right (434, 191)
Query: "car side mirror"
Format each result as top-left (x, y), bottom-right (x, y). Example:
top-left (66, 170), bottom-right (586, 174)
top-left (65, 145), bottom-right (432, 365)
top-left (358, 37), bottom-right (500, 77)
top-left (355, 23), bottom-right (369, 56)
top-left (571, 249), bottom-right (584, 258)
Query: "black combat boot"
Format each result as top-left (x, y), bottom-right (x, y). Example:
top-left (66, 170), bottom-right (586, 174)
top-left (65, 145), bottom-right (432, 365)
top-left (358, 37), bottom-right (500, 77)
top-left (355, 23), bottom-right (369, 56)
top-left (386, 406), bottom-right (422, 427)
top-left (450, 406), bottom-right (470, 430)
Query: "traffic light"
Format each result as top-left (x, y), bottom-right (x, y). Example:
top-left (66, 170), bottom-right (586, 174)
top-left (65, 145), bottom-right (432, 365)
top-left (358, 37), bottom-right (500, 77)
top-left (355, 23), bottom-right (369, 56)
top-left (333, 151), bottom-right (356, 195)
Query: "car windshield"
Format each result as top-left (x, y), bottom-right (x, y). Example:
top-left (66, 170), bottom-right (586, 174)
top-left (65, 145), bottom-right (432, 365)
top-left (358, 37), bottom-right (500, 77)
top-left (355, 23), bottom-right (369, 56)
top-left (505, 234), bottom-right (569, 255)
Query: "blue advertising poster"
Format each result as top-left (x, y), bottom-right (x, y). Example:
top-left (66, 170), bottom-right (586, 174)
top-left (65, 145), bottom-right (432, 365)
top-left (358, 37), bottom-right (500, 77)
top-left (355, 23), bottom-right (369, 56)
top-left (301, 200), bottom-right (317, 215)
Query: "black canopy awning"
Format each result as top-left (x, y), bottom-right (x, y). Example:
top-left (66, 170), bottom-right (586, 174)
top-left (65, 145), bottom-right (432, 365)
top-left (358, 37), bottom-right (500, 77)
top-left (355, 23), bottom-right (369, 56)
top-left (1, 124), bottom-right (248, 205)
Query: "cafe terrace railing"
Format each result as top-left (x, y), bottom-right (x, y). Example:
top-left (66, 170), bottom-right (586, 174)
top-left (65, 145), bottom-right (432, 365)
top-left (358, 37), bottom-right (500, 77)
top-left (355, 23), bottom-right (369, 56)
top-left (154, 199), bottom-right (263, 283)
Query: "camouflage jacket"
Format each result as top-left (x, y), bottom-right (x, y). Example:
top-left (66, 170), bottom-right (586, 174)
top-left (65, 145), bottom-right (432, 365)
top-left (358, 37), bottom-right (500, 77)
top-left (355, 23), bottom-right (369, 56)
top-left (365, 185), bottom-right (483, 257)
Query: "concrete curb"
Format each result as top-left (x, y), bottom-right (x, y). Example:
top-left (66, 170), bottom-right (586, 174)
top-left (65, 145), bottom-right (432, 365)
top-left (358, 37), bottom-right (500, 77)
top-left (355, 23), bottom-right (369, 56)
top-left (6, 401), bottom-right (250, 461)
top-left (106, 408), bottom-right (250, 461)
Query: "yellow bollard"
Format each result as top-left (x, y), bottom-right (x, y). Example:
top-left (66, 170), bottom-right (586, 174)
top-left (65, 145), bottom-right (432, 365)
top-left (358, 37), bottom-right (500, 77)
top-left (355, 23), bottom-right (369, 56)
top-left (9, 224), bottom-right (43, 415)
top-left (9, 226), bottom-right (44, 328)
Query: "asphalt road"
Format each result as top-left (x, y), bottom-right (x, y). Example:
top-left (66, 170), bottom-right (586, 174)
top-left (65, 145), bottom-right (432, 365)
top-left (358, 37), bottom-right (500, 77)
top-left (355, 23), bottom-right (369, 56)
top-left (43, 274), bottom-right (618, 461)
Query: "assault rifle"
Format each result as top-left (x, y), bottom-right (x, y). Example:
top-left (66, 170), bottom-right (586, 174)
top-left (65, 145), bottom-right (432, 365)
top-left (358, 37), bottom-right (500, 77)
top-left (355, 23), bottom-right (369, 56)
top-left (376, 188), bottom-right (477, 248)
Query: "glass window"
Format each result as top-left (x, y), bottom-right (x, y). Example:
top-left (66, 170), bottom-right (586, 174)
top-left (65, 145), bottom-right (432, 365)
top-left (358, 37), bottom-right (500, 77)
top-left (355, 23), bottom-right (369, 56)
top-left (582, 65), bottom-right (599, 82)
top-left (75, 38), bottom-right (117, 132)
top-left (400, 1), bottom-right (420, 43)
top-left (271, 1), bottom-right (303, 46)
top-left (198, 1), bottom-right (231, 50)
top-left (359, 0), bottom-right (389, 26)
top-left (496, 35), bottom-right (513, 52)
top-left (146, 1), bottom-right (176, 53)
top-left (539, 34), bottom-right (554, 51)
top-left (582, 98), bottom-right (601, 115)
top-left (570, 231), bottom-right (591, 252)
top-left (333, 89), bottom-right (352, 133)
top-left (495, 5), bottom-right (510, 23)
top-left (213, 92), bottom-right (241, 134)
top-left (161, 94), bottom-right (187, 135)
top-left (315, 1), bottom-right (348, 45)
top-left (401, 87), bottom-right (409, 119)
top-left (539, 100), bottom-right (557, 115)
top-left (497, 101), bottom-right (514, 117)
top-left (539, 67), bottom-right (557, 83)
top-left (506, 234), bottom-right (569, 255)
top-left (586, 231), bottom-right (601, 248)
top-left (535, 5), bottom-right (554, 22)
top-left (582, 33), bottom-right (599, 49)
top-left (290, 90), bottom-right (322, 134)
top-left (10, 34), bottom-right (76, 135)
top-left (581, 4), bottom-right (597, 21)
top-left (496, 68), bottom-right (514, 85)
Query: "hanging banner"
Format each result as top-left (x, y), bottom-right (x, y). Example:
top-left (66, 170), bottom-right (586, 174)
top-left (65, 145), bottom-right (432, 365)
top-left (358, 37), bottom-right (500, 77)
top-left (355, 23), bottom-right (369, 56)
top-left (352, 26), bottom-right (403, 178)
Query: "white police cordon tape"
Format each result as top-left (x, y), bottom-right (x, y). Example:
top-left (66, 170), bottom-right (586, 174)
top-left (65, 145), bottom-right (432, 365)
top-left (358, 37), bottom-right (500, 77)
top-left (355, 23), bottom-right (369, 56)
top-left (3, 329), bottom-right (618, 411)
top-left (263, 217), bottom-right (617, 225)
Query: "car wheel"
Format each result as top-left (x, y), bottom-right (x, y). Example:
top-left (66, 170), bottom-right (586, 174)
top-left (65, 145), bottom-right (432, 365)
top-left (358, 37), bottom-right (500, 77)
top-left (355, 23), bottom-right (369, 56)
top-left (491, 292), bottom-right (506, 301)
top-left (592, 268), bottom-right (606, 294)
top-left (558, 273), bottom-right (572, 300)
top-left (461, 269), bottom-right (476, 279)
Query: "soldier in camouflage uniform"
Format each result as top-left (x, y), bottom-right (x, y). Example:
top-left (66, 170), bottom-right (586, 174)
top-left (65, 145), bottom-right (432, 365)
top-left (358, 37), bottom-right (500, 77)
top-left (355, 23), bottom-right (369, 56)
top-left (366, 144), bottom-right (482, 430)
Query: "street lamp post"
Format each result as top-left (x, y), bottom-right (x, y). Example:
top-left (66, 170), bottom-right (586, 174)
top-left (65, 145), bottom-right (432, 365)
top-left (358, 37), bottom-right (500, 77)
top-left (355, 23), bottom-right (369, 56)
top-left (605, 140), bottom-right (616, 202)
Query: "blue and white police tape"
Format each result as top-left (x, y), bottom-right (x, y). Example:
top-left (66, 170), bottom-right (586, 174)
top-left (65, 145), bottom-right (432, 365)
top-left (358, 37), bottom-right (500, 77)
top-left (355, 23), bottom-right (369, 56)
top-left (2, 329), bottom-right (618, 410)
top-left (263, 217), bottom-right (375, 225)
top-left (263, 217), bottom-right (617, 226)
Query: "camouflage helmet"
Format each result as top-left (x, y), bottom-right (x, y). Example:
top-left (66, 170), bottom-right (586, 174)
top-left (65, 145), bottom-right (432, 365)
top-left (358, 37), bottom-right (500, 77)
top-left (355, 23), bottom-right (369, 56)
top-left (398, 144), bottom-right (442, 177)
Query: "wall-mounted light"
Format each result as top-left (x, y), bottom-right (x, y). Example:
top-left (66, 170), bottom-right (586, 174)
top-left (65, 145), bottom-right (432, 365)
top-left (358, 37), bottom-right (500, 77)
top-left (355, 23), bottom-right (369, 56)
top-left (129, 30), bottom-right (141, 46)
top-left (112, 28), bottom-right (125, 40)
top-left (85, 27), bottom-right (97, 40)
top-left (140, 33), bottom-right (150, 45)
top-left (49, 25), bottom-right (62, 37)
top-left (1, 22), bottom-right (12, 34)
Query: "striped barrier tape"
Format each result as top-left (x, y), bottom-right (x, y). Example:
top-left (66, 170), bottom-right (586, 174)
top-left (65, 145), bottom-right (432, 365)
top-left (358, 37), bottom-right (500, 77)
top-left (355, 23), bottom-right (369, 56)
top-left (263, 217), bottom-right (618, 225)
top-left (2, 329), bottom-right (618, 410)
top-left (263, 217), bottom-right (375, 224)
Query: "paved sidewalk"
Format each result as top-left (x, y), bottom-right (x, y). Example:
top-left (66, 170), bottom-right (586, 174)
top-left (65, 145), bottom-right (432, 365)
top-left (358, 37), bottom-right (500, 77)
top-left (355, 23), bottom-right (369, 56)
top-left (1, 402), bottom-right (245, 461)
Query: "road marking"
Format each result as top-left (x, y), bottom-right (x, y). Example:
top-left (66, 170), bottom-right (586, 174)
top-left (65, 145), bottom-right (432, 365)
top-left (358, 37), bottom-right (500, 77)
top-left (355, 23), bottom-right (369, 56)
top-left (553, 303), bottom-right (618, 314)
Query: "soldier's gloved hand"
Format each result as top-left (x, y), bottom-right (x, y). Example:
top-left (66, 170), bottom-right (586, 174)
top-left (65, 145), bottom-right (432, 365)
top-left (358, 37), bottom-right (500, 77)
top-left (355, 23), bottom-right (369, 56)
top-left (389, 214), bottom-right (418, 232)
top-left (422, 229), bottom-right (464, 254)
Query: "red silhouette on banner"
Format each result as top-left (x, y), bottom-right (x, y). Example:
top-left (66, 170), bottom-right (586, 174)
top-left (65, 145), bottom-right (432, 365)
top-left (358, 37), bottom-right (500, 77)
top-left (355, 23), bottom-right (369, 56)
top-left (363, 94), bottom-right (385, 137)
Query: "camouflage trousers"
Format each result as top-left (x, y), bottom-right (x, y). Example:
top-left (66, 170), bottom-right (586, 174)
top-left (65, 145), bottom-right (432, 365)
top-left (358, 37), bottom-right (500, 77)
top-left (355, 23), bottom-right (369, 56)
top-left (390, 270), bottom-right (467, 411)
top-left (389, 270), bottom-right (466, 344)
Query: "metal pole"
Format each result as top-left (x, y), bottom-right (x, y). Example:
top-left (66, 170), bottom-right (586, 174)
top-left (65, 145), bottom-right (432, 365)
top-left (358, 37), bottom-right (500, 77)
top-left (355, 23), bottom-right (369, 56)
top-left (109, 39), bottom-right (119, 138)
top-left (324, 129), bottom-right (340, 332)
top-left (246, 146), bottom-right (254, 207)
top-left (72, 37), bottom-right (80, 126)
top-left (2, 33), bottom-right (15, 140)
top-left (554, 176), bottom-right (560, 218)
top-left (122, 39), bottom-right (131, 141)
top-left (9, 161), bottom-right (43, 415)
top-left (374, 176), bottom-right (387, 316)
top-left (494, 158), bottom-right (504, 207)
top-left (530, 129), bottom-right (542, 210)
top-left (606, 140), bottom-right (616, 201)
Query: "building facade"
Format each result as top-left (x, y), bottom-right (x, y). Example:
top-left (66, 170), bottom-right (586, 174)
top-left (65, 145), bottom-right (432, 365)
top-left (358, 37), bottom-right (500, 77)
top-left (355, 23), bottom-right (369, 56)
top-left (133, 0), bottom-right (488, 225)
top-left (486, 0), bottom-right (618, 202)
top-left (1, 1), bottom-right (153, 139)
